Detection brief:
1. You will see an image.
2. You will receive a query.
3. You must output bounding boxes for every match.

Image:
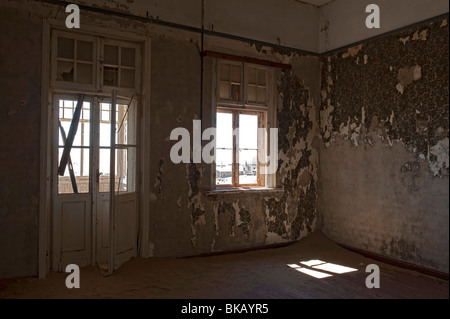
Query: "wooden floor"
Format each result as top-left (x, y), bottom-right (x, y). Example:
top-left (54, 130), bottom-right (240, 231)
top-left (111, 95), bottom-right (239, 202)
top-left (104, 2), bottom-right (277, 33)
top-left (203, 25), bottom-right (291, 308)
top-left (0, 231), bottom-right (448, 299)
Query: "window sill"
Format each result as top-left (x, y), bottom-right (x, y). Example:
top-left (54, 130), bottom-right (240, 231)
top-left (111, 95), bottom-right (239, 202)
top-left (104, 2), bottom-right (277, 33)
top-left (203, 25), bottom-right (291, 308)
top-left (205, 187), bottom-right (283, 197)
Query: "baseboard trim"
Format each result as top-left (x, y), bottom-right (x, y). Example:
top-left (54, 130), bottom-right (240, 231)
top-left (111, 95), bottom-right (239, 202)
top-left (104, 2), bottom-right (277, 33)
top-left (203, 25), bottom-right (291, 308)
top-left (338, 243), bottom-right (449, 281)
top-left (181, 241), bottom-right (297, 259)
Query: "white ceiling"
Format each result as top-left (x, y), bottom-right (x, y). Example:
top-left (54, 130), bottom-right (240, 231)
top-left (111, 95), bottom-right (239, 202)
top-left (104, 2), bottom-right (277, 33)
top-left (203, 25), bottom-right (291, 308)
top-left (296, 0), bottom-right (335, 7)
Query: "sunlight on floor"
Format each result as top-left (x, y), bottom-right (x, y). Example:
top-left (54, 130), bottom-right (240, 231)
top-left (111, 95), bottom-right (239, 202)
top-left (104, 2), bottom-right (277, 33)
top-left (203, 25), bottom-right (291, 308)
top-left (287, 259), bottom-right (358, 279)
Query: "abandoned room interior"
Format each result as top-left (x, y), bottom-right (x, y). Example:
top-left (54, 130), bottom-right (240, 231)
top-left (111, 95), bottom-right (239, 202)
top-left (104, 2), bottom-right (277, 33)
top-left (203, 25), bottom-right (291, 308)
top-left (0, 0), bottom-right (448, 300)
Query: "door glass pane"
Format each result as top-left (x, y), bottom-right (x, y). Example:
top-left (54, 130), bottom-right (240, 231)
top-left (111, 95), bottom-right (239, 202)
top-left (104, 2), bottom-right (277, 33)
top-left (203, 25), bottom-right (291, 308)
top-left (58, 100), bottom-right (90, 148)
top-left (216, 149), bottom-right (232, 185)
top-left (116, 103), bottom-right (136, 146)
top-left (99, 101), bottom-right (137, 193)
top-left (99, 147), bottom-right (136, 193)
top-left (58, 147), bottom-right (90, 194)
top-left (116, 148), bottom-right (136, 193)
top-left (57, 98), bottom-right (91, 194)
top-left (99, 148), bottom-right (112, 193)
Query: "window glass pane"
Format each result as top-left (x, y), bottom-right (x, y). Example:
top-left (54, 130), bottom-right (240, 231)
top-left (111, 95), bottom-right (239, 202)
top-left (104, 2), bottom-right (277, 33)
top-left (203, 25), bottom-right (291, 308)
top-left (76, 63), bottom-right (93, 84)
top-left (257, 69), bottom-right (266, 86)
top-left (216, 149), bottom-right (233, 185)
top-left (231, 84), bottom-right (240, 101)
top-left (239, 149), bottom-right (257, 185)
top-left (121, 47), bottom-right (135, 67)
top-left (257, 87), bottom-right (266, 104)
top-left (239, 114), bottom-right (258, 149)
top-left (57, 61), bottom-right (74, 82)
top-left (120, 68), bottom-right (135, 88)
top-left (231, 65), bottom-right (241, 83)
top-left (216, 112), bottom-right (233, 149)
top-left (104, 66), bottom-right (119, 86)
top-left (219, 82), bottom-right (230, 100)
top-left (77, 40), bottom-right (93, 62)
top-left (248, 67), bottom-right (257, 85)
top-left (220, 63), bottom-right (230, 81)
top-left (104, 45), bottom-right (119, 65)
top-left (57, 37), bottom-right (74, 59)
top-left (248, 85), bottom-right (256, 102)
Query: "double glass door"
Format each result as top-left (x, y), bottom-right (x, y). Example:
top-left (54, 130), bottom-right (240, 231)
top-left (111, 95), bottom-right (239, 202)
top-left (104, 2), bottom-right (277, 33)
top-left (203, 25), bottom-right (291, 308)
top-left (52, 93), bottom-right (138, 272)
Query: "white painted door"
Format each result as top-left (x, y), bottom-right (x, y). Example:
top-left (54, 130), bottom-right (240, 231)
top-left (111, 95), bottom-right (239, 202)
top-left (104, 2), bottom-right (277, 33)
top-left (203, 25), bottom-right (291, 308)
top-left (52, 94), bottom-right (138, 272)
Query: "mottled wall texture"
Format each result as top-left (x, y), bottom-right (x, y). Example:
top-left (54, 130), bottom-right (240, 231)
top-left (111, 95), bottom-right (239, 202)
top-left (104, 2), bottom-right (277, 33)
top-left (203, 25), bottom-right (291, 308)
top-left (319, 17), bottom-right (449, 273)
top-left (0, 6), bottom-right (42, 278)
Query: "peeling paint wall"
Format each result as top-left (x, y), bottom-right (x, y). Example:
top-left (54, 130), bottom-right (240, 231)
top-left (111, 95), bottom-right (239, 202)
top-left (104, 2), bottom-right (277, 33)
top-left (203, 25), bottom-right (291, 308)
top-left (148, 43), bottom-right (321, 256)
top-left (1, 0), bottom-right (447, 280)
top-left (318, 17), bottom-right (449, 273)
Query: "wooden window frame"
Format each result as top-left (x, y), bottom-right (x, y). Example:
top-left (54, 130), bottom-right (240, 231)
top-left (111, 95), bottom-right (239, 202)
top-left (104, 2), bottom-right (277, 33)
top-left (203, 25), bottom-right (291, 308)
top-left (215, 59), bottom-right (271, 189)
top-left (216, 107), bottom-right (267, 188)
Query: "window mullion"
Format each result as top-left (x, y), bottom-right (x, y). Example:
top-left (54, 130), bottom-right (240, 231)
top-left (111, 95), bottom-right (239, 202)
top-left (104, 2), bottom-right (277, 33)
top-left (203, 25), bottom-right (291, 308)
top-left (233, 111), bottom-right (239, 187)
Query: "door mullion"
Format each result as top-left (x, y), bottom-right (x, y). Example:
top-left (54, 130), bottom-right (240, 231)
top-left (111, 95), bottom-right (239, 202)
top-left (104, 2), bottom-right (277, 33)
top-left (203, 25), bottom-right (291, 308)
top-left (91, 96), bottom-right (100, 265)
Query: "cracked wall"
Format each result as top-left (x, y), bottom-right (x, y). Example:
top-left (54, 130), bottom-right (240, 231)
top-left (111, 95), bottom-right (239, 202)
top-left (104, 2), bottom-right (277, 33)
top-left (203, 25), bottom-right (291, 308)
top-left (318, 17), bottom-right (449, 273)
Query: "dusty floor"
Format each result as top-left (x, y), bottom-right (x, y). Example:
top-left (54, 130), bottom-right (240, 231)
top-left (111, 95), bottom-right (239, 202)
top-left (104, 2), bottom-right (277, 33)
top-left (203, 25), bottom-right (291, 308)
top-left (0, 231), bottom-right (448, 299)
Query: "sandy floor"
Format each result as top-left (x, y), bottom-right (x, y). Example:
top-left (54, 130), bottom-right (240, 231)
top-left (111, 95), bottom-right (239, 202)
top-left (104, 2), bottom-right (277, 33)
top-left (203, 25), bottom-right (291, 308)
top-left (0, 231), bottom-right (448, 299)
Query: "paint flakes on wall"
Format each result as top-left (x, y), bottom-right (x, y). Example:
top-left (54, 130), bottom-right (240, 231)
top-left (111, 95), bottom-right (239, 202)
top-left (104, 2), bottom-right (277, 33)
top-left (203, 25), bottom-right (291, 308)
top-left (263, 70), bottom-right (318, 244)
top-left (341, 44), bottom-right (363, 59)
top-left (187, 163), bottom-right (206, 247)
top-left (215, 200), bottom-right (252, 239)
top-left (320, 18), bottom-right (449, 177)
top-left (396, 65), bottom-right (422, 94)
top-left (150, 158), bottom-right (164, 201)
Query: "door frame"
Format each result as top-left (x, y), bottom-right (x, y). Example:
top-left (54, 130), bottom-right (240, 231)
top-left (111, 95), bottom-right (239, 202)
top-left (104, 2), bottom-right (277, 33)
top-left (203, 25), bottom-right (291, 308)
top-left (39, 19), bottom-right (151, 278)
